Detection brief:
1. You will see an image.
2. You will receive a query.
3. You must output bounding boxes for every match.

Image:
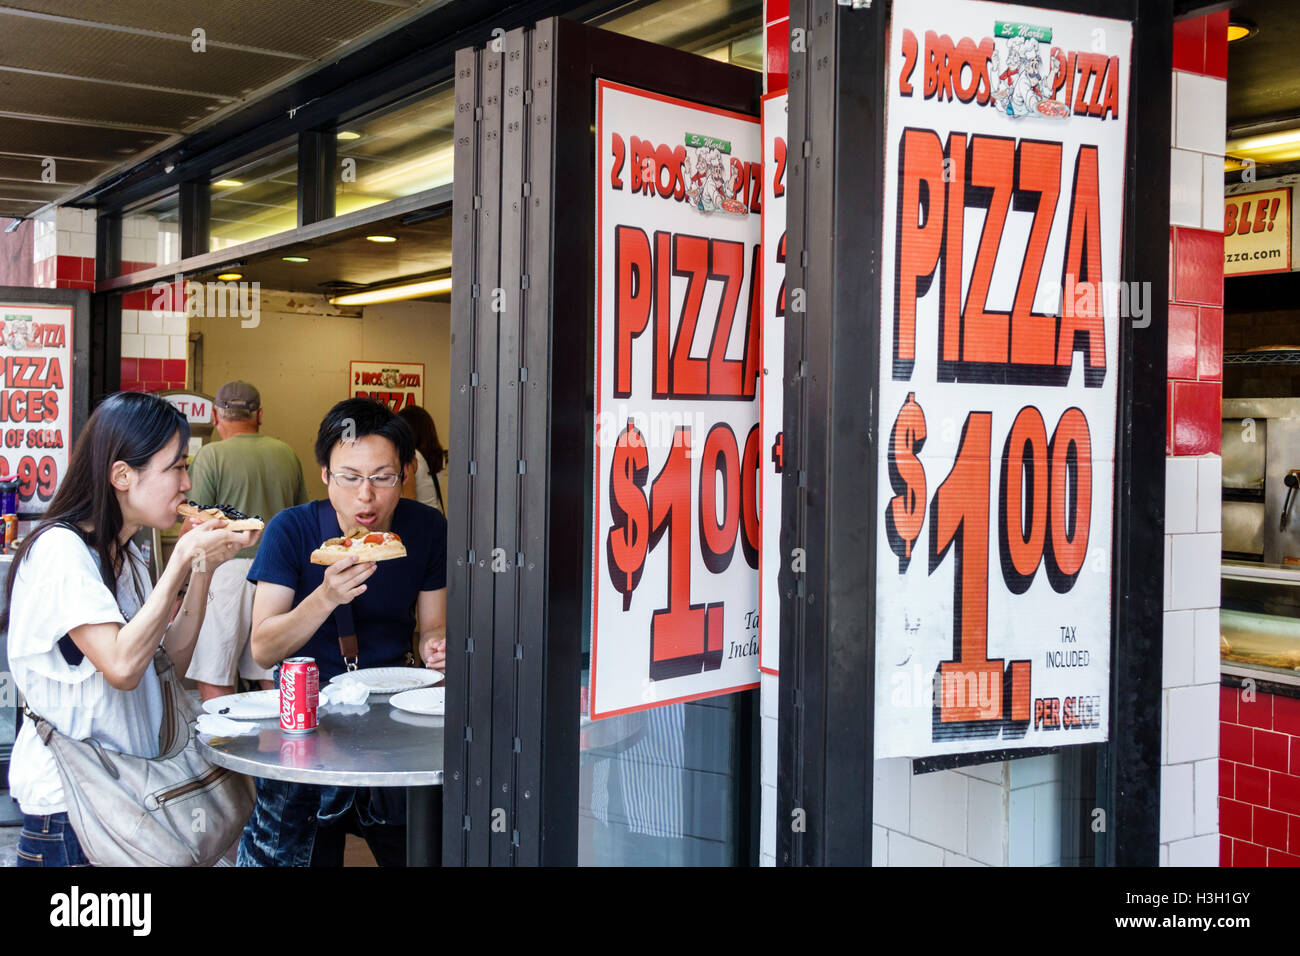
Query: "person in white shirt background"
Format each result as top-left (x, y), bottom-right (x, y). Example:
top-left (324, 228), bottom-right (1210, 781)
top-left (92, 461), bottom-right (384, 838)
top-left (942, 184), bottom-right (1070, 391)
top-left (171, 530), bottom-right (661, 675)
top-left (398, 404), bottom-right (448, 514)
top-left (3, 391), bottom-right (255, 866)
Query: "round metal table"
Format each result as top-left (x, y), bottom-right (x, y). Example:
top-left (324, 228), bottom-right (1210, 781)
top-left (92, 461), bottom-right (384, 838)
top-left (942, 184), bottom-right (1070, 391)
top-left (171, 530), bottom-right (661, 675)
top-left (198, 701), bottom-right (444, 866)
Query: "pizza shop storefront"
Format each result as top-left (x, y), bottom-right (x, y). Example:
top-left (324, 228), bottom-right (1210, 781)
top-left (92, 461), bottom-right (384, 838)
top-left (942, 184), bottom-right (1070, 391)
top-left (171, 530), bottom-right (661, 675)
top-left (14, 0), bottom-right (1220, 867)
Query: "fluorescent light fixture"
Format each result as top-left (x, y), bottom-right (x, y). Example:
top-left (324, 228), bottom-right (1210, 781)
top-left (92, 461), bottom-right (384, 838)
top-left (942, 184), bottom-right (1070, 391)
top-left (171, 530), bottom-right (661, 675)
top-left (216, 272), bottom-right (243, 281)
top-left (212, 179), bottom-right (243, 188)
top-left (329, 277), bottom-right (451, 306)
top-left (1226, 128), bottom-right (1300, 166)
top-left (337, 130), bottom-right (361, 141)
top-left (365, 235), bottom-right (397, 243)
top-left (282, 256), bottom-right (310, 263)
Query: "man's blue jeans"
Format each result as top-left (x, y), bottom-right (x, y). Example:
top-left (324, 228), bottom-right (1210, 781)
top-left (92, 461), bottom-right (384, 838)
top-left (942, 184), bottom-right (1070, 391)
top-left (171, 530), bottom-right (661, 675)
top-left (237, 777), bottom-right (407, 866)
top-left (16, 813), bottom-right (93, 867)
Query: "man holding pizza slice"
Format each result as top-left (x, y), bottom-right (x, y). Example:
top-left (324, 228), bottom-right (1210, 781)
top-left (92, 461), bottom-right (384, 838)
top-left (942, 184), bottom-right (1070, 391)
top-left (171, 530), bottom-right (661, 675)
top-left (236, 398), bottom-right (447, 867)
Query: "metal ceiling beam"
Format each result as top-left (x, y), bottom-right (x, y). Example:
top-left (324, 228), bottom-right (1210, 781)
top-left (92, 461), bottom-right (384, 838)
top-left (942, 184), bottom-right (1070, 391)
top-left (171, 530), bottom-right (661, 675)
top-left (0, 64), bottom-right (235, 101)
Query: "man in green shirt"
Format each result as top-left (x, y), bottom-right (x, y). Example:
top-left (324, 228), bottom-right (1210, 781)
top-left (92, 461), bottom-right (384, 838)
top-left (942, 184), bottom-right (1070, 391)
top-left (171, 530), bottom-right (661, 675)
top-left (182, 381), bottom-right (308, 700)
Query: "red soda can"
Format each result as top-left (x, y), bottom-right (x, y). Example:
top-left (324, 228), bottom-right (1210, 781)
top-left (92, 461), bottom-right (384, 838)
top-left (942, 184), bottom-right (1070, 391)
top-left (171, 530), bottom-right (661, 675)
top-left (280, 657), bottom-right (318, 734)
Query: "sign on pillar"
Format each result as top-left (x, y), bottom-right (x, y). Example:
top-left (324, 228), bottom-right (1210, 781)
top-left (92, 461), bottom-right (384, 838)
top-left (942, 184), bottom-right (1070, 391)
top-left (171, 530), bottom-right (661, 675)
top-left (874, 1), bottom-right (1131, 758)
top-left (591, 80), bottom-right (763, 719)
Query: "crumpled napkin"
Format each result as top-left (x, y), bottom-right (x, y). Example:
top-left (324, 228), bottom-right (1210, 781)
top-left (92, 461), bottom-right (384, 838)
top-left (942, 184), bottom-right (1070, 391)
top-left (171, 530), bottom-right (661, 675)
top-left (319, 677), bottom-right (370, 707)
top-left (196, 713), bottom-right (261, 737)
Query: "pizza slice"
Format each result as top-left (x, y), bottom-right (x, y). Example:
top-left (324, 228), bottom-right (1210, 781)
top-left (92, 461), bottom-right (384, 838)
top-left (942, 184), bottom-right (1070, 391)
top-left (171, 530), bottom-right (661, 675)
top-left (178, 500), bottom-right (265, 531)
top-left (310, 529), bottom-right (406, 565)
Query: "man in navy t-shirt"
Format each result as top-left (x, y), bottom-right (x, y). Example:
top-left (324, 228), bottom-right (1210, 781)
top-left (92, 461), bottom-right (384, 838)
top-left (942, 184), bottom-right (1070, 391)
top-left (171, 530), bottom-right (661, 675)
top-left (236, 398), bottom-right (447, 867)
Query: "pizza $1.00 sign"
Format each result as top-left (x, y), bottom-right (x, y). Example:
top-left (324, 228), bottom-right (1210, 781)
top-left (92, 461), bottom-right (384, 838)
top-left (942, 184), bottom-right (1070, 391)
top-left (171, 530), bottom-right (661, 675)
top-left (591, 81), bottom-right (763, 720)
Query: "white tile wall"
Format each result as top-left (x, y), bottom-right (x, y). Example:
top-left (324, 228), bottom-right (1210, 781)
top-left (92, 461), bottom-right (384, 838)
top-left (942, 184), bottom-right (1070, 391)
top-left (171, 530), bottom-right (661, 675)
top-left (760, 671), bottom-right (777, 868)
top-left (1009, 754), bottom-right (1058, 789)
top-left (1167, 683), bottom-right (1219, 764)
top-left (872, 757), bottom-right (910, 833)
top-left (1008, 787), bottom-right (1033, 866)
top-left (1033, 781), bottom-right (1061, 866)
top-left (1169, 148), bottom-right (1203, 228)
top-left (120, 310), bottom-right (138, 335)
top-left (1160, 762), bottom-right (1194, 842)
top-left (1162, 610), bottom-right (1195, 687)
top-left (966, 777), bottom-right (1005, 866)
top-left (137, 310), bottom-right (163, 336)
top-left (162, 312), bottom-right (187, 336)
top-left (871, 825), bottom-right (887, 867)
top-left (943, 851), bottom-right (986, 866)
top-left (887, 832), bottom-right (943, 866)
top-left (1193, 757), bottom-right (1217, 837)
top-left (144, 334), bottom-right (170, 359)
top-left (1167, 834), bottom-right (1218, 867)
top-left (169, 335), bottom-right (188, 360)
top-left (1201, 154), bottom-right (1224, 232)
top-left (1169, 532), bottom-right (1222, 610)
top-left (909, 768), bottom-right (967, 853)
top-left (1174, 73), bottom-right (1226, 155)
top-left (1193, 608), bottom-right (1220, 685)
top-left (120, 333), bottom-right (143, 358)
top-left (1196, 457), bottom-right (1221, 532)
top-left (1165, 457), bottom-right (1197, 534)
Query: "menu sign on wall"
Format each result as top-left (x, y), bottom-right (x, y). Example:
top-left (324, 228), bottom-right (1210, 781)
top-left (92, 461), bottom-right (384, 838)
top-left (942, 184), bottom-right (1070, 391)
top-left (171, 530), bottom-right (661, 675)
top-left (591, 80), bottom-right (763, 719)
top-left (875, 1), bottom-right (1129, 758)
top-left (1223, 187), bottom-right (1291, 276)
top-left (349, 361), bottom-right (425, 411)
top-left (0, 304), bottom-right (71, 513)
top-left (760, 92), bottom-right (787, 677)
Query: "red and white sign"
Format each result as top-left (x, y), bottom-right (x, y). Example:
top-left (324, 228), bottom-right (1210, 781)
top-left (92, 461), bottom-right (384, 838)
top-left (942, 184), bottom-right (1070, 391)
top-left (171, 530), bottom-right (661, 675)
top-left (160, 392), bottom-right (214, 425)
top-left (1223, 187), bottom-right (1290, 276)
top-left (875, 1), bottom-right (1129, 757)
top-left (349, 361), bottom-right (425, 411)
top-left (592, 80), bottom-right (763, 719)
top-left (0, 303), bottom-right (72, 513)
top-left (760, 92), bottom-right (787, 677)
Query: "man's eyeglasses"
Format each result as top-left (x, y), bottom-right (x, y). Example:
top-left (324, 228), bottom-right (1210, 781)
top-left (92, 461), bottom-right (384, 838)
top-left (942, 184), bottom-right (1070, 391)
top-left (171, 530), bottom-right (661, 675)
top-left (328, 471), bottom-right (401, 489)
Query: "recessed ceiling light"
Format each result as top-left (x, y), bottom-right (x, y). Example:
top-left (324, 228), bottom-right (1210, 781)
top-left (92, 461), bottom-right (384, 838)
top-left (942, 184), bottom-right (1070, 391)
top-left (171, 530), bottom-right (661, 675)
top-left (365, 235), bottom-right (397, 243)
top-left (337, 130), bottom-right (362, 141)
top-left (216, 272), bottom-right (243, 281)
top-left (213, 179), bottom-right (243, 188)
top-left (1228, 19), bottom-right (1257, 42)
top-left (282, 256), bottom-right (310, 263)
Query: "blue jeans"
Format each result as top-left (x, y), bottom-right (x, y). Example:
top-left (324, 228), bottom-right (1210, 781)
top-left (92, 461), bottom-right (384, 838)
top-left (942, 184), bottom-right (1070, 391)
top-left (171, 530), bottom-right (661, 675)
top-left (16, 813), bottom-right (93, 867)
top-left (237, 778), bottom-right (407, 867)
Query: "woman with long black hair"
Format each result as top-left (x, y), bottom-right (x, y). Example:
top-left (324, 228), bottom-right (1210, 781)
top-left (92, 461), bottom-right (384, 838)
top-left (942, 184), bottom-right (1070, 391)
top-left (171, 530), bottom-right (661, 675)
top-left (5, 392), bottom-right (256, 866)
top-left (398, 404), bottom-right (447, 514)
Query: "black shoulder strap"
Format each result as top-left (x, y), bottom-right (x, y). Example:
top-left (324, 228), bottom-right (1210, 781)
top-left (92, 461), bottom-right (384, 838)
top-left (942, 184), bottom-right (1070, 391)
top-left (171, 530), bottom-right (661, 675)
top-left (317, 500), bottom-right (358, 670)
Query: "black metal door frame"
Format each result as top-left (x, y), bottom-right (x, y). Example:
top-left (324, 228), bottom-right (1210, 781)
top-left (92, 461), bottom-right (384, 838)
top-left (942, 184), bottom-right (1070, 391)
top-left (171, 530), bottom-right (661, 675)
top-left (446, 17), bottom-right (763, 865)
top-left (776, 0), bottom-right (1170, 867)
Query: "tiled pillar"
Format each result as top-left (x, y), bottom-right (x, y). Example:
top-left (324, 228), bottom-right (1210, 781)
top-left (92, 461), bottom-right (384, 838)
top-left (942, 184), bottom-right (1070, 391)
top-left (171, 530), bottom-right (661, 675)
top-left (30, 207), bottom-right (95, 292)
top-left (119, 281), bottom-right (188, 393)
top-left (765, 0), bottom-right (788, 96)
top-left (1162, 10), bottom-right (1226, 868)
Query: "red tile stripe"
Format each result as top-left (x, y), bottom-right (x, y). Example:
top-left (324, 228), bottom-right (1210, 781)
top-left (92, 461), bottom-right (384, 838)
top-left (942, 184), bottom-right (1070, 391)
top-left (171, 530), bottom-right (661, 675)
top-left (1221, 688), bottom-right (1300, 866)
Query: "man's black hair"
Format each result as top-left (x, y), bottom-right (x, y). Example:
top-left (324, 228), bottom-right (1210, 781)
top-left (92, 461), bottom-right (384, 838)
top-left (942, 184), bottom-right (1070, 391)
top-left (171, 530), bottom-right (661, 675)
top-left (314, 398), bottom-right (416, 468)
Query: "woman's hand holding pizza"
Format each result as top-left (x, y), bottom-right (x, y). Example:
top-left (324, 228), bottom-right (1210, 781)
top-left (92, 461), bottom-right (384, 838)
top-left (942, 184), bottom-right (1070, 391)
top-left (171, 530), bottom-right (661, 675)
top-left (170, 517), bottom-right (258, 576)
top-left (319, 556), bottom-right (377, 607)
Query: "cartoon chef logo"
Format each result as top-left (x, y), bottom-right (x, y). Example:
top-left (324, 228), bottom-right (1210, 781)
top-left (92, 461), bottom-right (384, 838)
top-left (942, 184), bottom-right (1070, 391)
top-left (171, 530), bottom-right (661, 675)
top-left (990, 26), bottom-right (1068, 119)
top-left (380, 367), bottom-right (402, 388)
top-left (683, 132), bottom-right (749, 217)
top-left (1, 315), bottom-right (34, 351)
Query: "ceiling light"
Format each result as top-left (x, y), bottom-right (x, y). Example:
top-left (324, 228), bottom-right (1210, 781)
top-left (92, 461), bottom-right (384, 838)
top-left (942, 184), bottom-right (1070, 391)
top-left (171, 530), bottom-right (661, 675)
top-left (1226, 128), bottom-right (1300, 166)
top-left (216, 272), bottom-right (243, 281)
top-left (365, 235), bottom-right (397, 243)
top-left (1228, 19), bottom-right (1257, 43)
top-left (337, 130), bottom-right (361, 141)
top-left (282, 256), bottom-right (310, 263)
top-left (329, 277), bottom-right (451, 306)
top-left (212, 179), bottom-right (243, 188)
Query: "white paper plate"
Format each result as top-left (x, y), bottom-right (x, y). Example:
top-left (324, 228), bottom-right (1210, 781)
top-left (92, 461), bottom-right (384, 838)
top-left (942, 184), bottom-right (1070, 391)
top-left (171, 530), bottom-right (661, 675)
top-left (329, 666), bottom-right (443, 694)
top-left (202, 689), bottom-right (281, 720)
top-left (389, 687), bottom-right (445, 716)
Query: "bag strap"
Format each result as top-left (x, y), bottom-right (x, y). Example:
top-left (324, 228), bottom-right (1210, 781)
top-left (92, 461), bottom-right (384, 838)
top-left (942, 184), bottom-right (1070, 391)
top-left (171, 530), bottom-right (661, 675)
top-left (317, 500), bottom-right (359, 670)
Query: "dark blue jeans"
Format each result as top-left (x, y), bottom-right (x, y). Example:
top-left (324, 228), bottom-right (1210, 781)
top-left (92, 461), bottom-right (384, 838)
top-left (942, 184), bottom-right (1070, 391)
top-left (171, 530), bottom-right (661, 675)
top-left (16, 813), bottom-right (93, 867)
top-left (237, 777), bottom-right (407, 867)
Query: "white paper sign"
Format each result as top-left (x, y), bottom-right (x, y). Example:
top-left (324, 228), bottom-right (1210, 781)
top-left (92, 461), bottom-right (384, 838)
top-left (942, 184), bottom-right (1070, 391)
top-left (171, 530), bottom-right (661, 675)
top-left (0, 303), bottom-right (73, 513)
top-left (592, 80), bottom-right (763, 719)
top-left (760, 92), bottom-right (787, 677)
top-left (875, 1), bottom-right (1130, 758)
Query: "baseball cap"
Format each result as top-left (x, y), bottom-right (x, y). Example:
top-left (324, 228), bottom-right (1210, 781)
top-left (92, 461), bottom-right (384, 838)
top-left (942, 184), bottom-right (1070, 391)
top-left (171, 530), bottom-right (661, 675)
top-left (214, 380), bottom-right (261, 411)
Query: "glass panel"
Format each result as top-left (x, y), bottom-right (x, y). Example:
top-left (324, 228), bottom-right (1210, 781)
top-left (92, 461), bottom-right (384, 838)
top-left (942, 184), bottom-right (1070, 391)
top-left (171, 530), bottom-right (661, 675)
top-left (209, 143), bottom-right (298, 250)
top-left (579, 694), bottom-right (744, 866)
top-left (335, 86), bottom-right (455, 216)
top-left (595, 0), bottom-right (765, 69)
top-left (116, 190), bottom-right (181, 276)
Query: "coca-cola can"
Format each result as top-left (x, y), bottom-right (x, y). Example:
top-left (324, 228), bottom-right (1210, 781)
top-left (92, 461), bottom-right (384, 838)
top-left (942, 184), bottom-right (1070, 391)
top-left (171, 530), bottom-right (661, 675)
top-left (280, 657), bottom-right (318, 734)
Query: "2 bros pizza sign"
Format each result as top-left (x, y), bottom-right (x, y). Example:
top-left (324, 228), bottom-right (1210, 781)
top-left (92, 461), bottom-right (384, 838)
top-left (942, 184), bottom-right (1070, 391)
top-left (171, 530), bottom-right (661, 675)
top-left (875, 0), bottom-right (1129, 758)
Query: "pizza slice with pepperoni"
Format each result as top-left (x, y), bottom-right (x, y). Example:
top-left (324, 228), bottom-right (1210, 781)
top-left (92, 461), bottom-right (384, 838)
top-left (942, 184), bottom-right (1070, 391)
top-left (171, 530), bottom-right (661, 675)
top-left (310, 529), bottom-right (406, 565)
